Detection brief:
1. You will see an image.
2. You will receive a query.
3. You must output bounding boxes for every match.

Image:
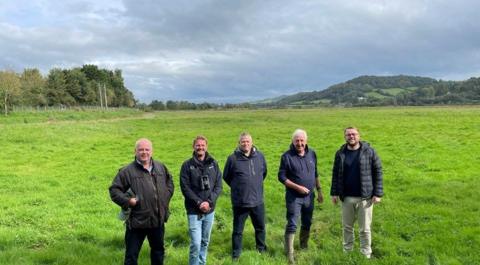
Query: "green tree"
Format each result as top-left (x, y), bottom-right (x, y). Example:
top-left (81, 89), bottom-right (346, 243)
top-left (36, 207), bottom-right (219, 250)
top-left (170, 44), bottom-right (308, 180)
top-left (0, 70), bottom-right (21, 115)
top-left (46, 69), bottom-right (75, 106)
top-left (20, 68), bottom-right (46, 107)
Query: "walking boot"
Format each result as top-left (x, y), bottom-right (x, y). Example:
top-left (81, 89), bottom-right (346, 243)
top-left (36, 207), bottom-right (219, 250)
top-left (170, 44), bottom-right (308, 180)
top-left (299, 228), bottom-right (310, 249)
top-left (284, 233), bottom-right (295, 264)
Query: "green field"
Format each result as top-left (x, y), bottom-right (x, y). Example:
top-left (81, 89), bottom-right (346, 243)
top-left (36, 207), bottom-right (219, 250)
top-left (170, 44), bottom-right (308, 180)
top-left (1, 106), bottom-right (479, 265)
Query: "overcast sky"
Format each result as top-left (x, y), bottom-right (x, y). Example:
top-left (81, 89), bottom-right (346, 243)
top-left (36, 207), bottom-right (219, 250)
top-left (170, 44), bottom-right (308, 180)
top-left (1, 0), bottom-right (480, 103)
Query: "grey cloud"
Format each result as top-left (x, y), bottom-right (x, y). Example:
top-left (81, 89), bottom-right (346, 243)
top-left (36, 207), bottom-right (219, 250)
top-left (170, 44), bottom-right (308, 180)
top-left (1, 0), bottom-right (480, 103)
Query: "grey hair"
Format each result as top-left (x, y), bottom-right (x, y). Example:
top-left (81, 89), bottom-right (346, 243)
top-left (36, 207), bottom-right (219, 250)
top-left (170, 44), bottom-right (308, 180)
top-left (238, 132), bottom-right (252, 142)
top-left (135, 138), bottom-right (153, 150)
top-left (291, 129), bottom-right (307, 141)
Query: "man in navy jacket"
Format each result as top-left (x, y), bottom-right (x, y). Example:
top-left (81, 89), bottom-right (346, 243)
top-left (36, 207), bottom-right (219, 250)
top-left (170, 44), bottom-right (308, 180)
top-left (278, 129), bottom-right (323, 264)
top-left (223, 132), bottom-right (268, 261)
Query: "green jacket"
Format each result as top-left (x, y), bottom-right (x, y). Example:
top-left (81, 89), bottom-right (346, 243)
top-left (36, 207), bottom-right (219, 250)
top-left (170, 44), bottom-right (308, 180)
top-left (109, 159), bottom-right (174, 228)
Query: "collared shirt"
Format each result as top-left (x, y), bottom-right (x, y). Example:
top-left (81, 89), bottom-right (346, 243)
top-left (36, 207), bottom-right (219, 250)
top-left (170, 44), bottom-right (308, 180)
top-left (136, 158), bottom-right (153, 173)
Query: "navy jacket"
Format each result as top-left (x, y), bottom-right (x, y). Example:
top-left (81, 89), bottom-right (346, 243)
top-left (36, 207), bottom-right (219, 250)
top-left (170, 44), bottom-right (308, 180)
top-left (330, 141), bottom-right (383, 200)
top-left (278, 144), bottom-right (318, 197)
top-left (223, 147), bottom-right (267, 207)
top-left (180, 152), bottom-right (222, 215)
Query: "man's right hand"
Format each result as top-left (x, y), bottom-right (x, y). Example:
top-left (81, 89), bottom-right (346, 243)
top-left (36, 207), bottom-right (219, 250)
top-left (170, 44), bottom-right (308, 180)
top-left (199, 201), bottom-right (211, 213)
top-left (128, 198), bottom-right (138, 207)
top-left (331, 196), bottom-right (339, 204)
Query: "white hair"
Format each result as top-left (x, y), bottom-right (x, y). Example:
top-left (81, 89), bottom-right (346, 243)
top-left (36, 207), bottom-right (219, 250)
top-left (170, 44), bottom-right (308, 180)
top-left (291, 129), bottom-right (307, 141)
top-left (135, 138), bottom-right (153, 150)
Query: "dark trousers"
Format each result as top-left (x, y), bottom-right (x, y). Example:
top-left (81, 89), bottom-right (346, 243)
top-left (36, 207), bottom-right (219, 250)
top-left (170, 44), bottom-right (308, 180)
top-left (285, 192), bottom-right (314, 234)
top-left (232, 203), bottom-right (267, 258)
top-left (124, 224), bottom-right (165, 265)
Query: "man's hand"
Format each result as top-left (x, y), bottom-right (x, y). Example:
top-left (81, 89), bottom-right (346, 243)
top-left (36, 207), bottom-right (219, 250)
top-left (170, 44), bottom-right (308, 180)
top-left (199, 201), bottom-right (211, 213)
top-left (372, 196), bottom-right (381, 204)
top-left (128, 197), bottom-right (138, 207)
top-left (317, 192), bottom-right (324, 203)
top-left (296, 185), bottom-right (310, 195)
top-left (331, 196), bottom-right (339, 205)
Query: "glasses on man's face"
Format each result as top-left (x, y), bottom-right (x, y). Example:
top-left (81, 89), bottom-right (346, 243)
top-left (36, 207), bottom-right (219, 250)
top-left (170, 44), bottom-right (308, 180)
top-left (345, 133), bottom-right (358, 137)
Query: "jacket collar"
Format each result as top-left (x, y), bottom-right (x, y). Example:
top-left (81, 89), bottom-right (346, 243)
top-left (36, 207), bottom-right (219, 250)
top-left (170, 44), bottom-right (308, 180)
top-left (341, 141), bottom-right (369, 153)
top-left (234, 146), bottom-right (257, 158)
top-left (192, 151), bottom-right (214, 165)
top-left (289, 143), bottom-right (310, 156)
top-left (134, 157), bottom-right (154, 173)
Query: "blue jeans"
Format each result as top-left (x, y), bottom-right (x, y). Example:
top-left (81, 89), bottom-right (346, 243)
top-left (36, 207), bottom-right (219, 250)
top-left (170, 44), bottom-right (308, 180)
top-left (187, 212), bottom-right (215, 265)
top-left (285, 192), bottom-right (315, 234)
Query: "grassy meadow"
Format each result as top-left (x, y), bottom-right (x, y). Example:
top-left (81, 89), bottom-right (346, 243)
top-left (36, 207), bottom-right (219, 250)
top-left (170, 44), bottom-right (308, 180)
top-left (0, 106), bottom-right (479, 265)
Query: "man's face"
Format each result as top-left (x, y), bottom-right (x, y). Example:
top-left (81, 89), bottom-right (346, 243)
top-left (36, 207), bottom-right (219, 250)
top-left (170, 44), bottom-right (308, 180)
top-left (194, 139), bottom-right (207, 157)
top-left (344, 129), bottom-right (360, 147)
top-left (135, 140), bottom-right (153, 163)
top-left (293, 134), bottom-right (307, 154)
top-left (239, 136), bottom-right (253, 154)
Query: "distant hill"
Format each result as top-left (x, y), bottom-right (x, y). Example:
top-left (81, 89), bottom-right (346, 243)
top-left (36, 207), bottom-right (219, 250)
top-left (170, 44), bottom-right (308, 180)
top-left (253, 75), bottom-right (480, 107)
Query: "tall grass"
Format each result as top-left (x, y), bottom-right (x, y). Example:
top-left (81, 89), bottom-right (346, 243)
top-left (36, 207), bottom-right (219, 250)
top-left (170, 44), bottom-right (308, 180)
top-left (0, 106), bottom-right (478, 265)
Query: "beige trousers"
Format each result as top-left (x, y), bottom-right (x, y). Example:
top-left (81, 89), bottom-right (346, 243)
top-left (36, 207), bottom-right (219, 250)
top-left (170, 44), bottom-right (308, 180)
top-left (341, 196), bottom-right (373, 256)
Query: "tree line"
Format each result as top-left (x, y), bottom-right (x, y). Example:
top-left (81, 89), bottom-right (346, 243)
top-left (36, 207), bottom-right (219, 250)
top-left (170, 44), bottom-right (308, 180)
top-left (264, 75), bottom-right (480, 107)
top-left (0, 65), bottom-right (135, 115)
top-left (138, 100), bottom-right (252, 111)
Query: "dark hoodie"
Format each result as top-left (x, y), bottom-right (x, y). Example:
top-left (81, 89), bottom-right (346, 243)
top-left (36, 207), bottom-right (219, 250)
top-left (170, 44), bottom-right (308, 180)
top-left (180, 152), bottom-right (222, 215)
top-left (223, 147), bottom-right (267, 207)
top-left (278, 144), bottom-right (318, 197)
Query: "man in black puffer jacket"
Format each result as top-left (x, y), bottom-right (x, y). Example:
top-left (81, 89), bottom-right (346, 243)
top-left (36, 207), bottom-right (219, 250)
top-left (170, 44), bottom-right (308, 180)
top-left (223, 132), bottom-right (267, 261)
top-left (109, 138), bottom-right (174, 265)
top-left (330, 127), bottom-right (383, 259)
top-left (180, 135), bottom-right (222, 265)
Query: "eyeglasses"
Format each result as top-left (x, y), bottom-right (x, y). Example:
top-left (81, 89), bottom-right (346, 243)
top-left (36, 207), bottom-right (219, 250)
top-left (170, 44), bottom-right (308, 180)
top-left (345, 133), bottom-right (358, 136)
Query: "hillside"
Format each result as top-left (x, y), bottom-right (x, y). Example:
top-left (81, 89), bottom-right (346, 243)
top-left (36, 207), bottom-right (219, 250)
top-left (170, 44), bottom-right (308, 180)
top-left (255, 75), bottom-right (480, 106)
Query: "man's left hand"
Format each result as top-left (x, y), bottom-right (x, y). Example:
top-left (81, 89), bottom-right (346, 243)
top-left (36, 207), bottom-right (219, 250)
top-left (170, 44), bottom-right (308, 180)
top-left (372, 196), bottom-right (381, 204)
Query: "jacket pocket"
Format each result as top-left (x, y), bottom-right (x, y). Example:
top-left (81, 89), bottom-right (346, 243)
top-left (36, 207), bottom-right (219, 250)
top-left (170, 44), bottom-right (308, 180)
top-left (129, 209), bottom-right (151, 228)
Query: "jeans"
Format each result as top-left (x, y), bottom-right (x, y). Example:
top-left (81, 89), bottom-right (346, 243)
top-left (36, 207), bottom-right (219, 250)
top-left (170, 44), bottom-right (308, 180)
top-left (285, 192), bottom-right (315, 234)
top-left (232, 203), bottom-right (267, 258)
top-left (341, 197), bottom-right (373, 256)
top-left (187, 211), bottom-right (215, 265)
top-left (124, 224), bottom-right (165, 265)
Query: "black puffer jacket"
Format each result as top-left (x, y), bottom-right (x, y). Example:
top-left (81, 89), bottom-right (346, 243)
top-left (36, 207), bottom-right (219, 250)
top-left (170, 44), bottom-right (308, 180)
top-left (330, 141), bottom-right (383, 200)
top-left (180, 152), bottom-right (222, 215)
top-left (223, 147), bottom-right (267, 207)
top-left (109, 159), bottom-right (174, 229)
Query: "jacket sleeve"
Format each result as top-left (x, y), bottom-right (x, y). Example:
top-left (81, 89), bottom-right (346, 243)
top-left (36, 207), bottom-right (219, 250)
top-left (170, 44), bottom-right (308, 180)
top-left (278, 154), bottom-right (289, 184)
top-left (222, 155), bottom-right (233, 186)
top-left (330, 152), bottom-right (340, 196)
top-left (109, 168), bottom-right (130, 209)
top-left (180, 162), bottom-right (203, 206)
top-left (371, 149), bottom-right (384, 197)
top-left (164, 165), bottom-right (174, 202)
top-left (262, 154), bottom-right (268, 180)
top-left (313, 151), bottom-right (319, 179)
top-left (208, 161), bottom-right (223, 206)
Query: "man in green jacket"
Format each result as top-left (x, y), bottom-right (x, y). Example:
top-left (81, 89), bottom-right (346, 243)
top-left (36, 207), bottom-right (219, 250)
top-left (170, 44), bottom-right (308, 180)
top-left (110, 138), bottom-right (174, 265)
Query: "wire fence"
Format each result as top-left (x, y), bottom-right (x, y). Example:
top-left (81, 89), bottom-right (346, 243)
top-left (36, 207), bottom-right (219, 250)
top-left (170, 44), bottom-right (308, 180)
top-left (11, 105), bottom-right (118, 113)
